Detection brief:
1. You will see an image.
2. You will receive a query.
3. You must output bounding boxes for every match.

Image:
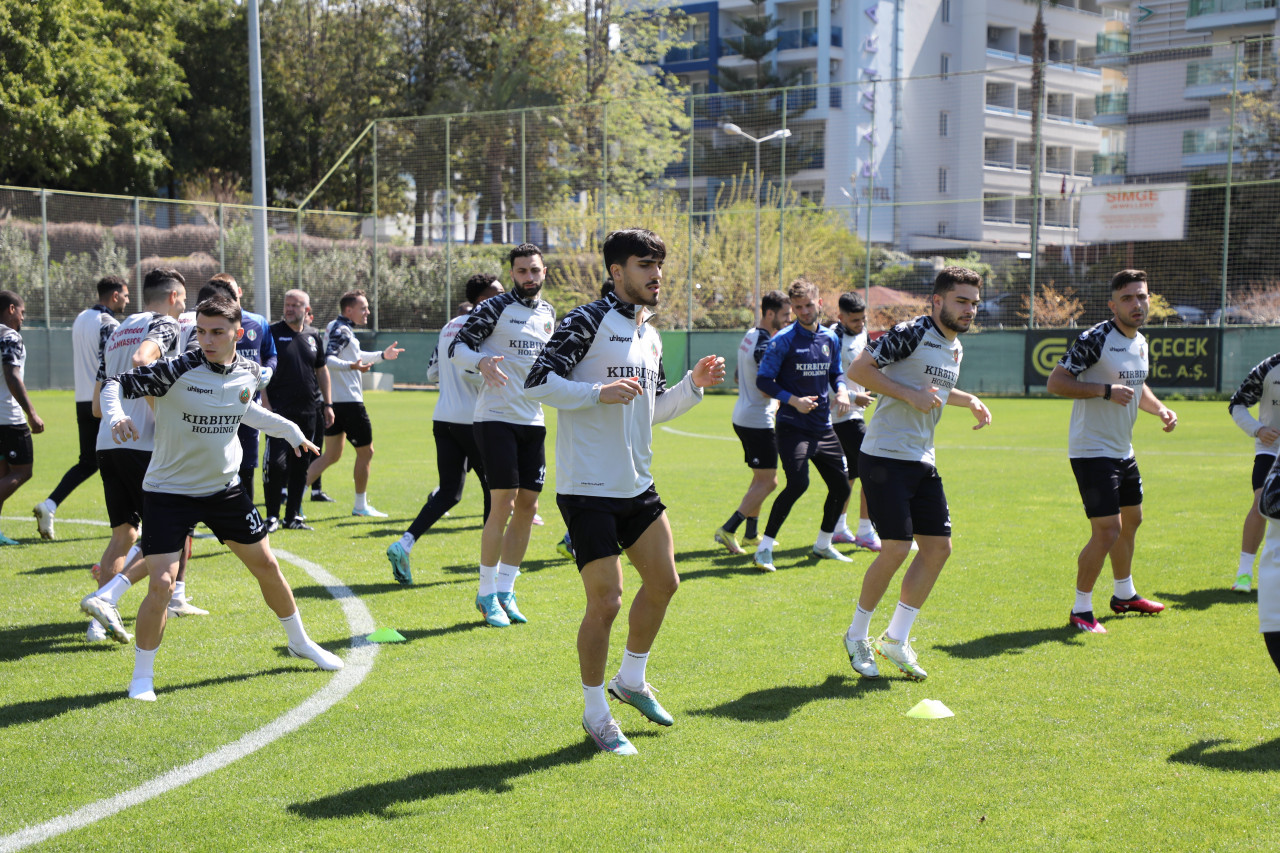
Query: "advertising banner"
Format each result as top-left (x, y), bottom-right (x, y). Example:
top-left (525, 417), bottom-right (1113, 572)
top-left (1024, 327), bottom-right (1217, 389)
top-left (1078, 184), bottom-right (1187, 242)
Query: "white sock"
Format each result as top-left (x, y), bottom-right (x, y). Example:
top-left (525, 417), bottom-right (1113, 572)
top-left (132, 645), bottom-right (157, 682)
top-left (857, 518), bottom-right (875, 536)
top-left (496, 562), bottom-right (519, 593)
top-left (98, 573), bottom-right (132, 605)
top-left (1114, 575), bottom-right (1137, 600)
top-left (836, 513), bottom-right (849, 533)
top-left (478, 564), bottom-right (498, 597)
top-left (815, 530), bottom-right (833, 550)
top-left (279, 610), bottom-right (309, 648)
top-left (618, 648), bottom-right (649, 687)
top-left (399, 532), bottom-right (416, 554)
top-left (170, 580), bottom-right (186, 604)
top-left (848, 604), bottom-right (874, 641)
top-left (124, 543), bottom-right (142, 566)
top-left (1240, 552), bottom-right (1256, 578)
top-left (886, 601), bottom-right (920, 641)
top-left (1074, 588), bottom-right (1093, 614)
top-left (353, 492), bottom-right (368, 512)
top-left (583, 682), bottom-right (610, 723)
top-left (758, 535), bottom-right (776, 552)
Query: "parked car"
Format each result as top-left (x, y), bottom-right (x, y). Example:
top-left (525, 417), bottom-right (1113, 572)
top-left (976, 293), bottom-right (1022, 326)
top-left (1169, 305), bottom-right (1208, 324)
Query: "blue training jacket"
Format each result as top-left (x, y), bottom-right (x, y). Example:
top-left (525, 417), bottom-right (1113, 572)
top-left (756, 322), bottom-right (846, 433)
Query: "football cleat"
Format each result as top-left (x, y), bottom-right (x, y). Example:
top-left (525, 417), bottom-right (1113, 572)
top-left (310, 490), bottom-right (336, 503)
top-left (811, 544), bottom-right (853, 563)
top-left (1070, 611), bottom-right (1107, 633)
top-left (1109, 595), bottom-right (1165, 616)
top-left (853, 532), bottom-right (883, 552)
top-left (33, 502), bottom-right (55, 540)
top-left (287, 641), bottom-right (344, 671)
top-left (607, 675), bottom-right (674, 726)
top-left (495, 590), bottom-right (527, 623)
top-left (874, 632), bottom-right (927, 681)
top-left (844, 633), bottom-right (880, 678)
top-left (582, 715), bottom-right (637, 755)
top-left (1231, 574), bottom-right (1252, 594)
top-left (128, 678), bottom-right (157, 701)
top-left (531, 513), bottom-right (545, 526)
top-left (753, 547), bottom-right (776, 573)
top-left (557, 533), bottom-right (575, 561)
top-left (87, 620), bottom-right (108, 642)
top-left (386, 541), bottom-right (413, 585)
top-left (283, 518), bottom-right (314, 530)
top-left (832, 529), bottom-right (857, 545)
top-left (0, 532), bottom-right (19, 546)
top-left (264, 517), bottom-right (281, 534)
top-left (80, 595), bottom-right (131, 644)
top-left (352, 506), bottom-right (389, 518)
top-left (475, 593), bottom-right (511, 627)
top-left (713, 526), bottom-right (745, 555)
top-left (167, 599), bottom-right (209, 617)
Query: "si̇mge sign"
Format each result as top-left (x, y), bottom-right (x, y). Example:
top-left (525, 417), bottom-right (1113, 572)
top-left (1077, 184), bottom-right (1187, 243)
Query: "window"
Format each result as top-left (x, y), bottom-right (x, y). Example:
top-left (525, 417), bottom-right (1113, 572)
top-left (939, 111), bottom-right (949, 137)
top-left (802, 9), bottom-right (817, 29)
top-left (937, 221), bottom-right (949, 236)
top-left (940, 53), bottom-right (951, 80)
top-left (941, 0), bottom-right (951, 23)
top-left (938, 167), bottom-right (949, 194)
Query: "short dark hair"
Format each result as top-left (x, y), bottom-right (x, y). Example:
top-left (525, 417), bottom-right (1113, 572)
top-left (0, 290), bottom-right (23, 315)
top-left (933, 266), bottom-right (982, 295)
top-left (600, 278), bottom-right (616, 299)
top-left (838, 292), bottom-right (867, 313)
top-left (509, 243), bottom-right (543, 267)
top-left (464, 273), bottom-right (499, 304)
top-left (1111, 269), bottom-right (1147, 291)
top-left (761, 289), bottom-right (787, 316)
top-left (603, 228), bottom-right (666, 274)
top-left (97, 275), bottom-right (127, 300)
top-left (142, 268), bottom-right (185, 305)
top-left (195, 296), bottom-right (241, 325)
top-left (787, 278), bottom-right (818, 302)
top-left (197, 279), bottom-right (237, 304)
top-left (339, 290), bottom-right (366, 311)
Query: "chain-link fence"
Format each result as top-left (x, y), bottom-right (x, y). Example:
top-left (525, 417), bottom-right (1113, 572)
top-left (5, 39), bottom-right (1280, 336)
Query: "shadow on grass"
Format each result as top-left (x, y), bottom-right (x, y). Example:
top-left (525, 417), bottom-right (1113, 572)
top-left (290, 579), bottom-right (470, 600)
top-left (289, 735), bottom-right (658, 819)
top-left (0, 619), bottom-right (130, 663)
top-left (934, 624), bottom-right (1089, 659)
top-left (397, 621), bottom-right (487, 642)
top-left (689, 674), bottom-right (890, 723)
top-left (1154, 588), bottom-right (1251, 612)
top-left (437, 556), bottom-right (565, 576)
top-left (0, 666), bottom-right (297, 729)
top-left (20, 563), bottom-right (96, 577)
top-left (1169, 738), bottom-right (1280, 772)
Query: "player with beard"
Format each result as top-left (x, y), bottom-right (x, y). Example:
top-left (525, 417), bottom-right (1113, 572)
top-left (845, 267), bottom-right (991, 680)
top-left (1048, 269), bottom-right (1176, 634)
top-left (0, 291), bottom-right (43, 546)
top-left (449, 245), bottom-right (556, 626)
top-left (526, 227), bottom-right (725, 755)
top-left (713, 290), bottom-right (790, 555)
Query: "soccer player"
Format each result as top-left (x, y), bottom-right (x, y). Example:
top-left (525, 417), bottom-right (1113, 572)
top-left (262, 289), bottom-right (334, 531)
top-left (845, 267), bottom-right (991, 680)
top-left (525, 227), bottom-right (725, 755)
top-left (1255, 458), bottom-right (1280, 675)
top-left (1047, 268), bottom-right (1176, 634)
top-left (33, 276), bottom-right (128, 540)
top-left (100, 296), bottom-right (340, 701)
top-left (305, 290), bottom-right (403, 517)
top-left (79, 268), bottom-right (187, 641)
top-left (1227, 353), bottom-right (1280, 593)
top-left (303, 303), bottom-right (335, 504)
top-left (714, 289), bottom-right (791, 555)
top-left (751, 278), bottom-right (854, 572)
top-left (449, 244), bottom-right (556, 626)
top-left (386, 273), bottom-right (503, 584)
top-left (831, 291), bottom-right (880, 551)
top-left (0, 291), bottom-right (43, 545)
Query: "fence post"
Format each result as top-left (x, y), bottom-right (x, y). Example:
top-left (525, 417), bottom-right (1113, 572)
top-left (1221, 40), bottom-right (1240, 331)
top-left (778, 88), bottom-right (787, 292)
top-left (864, 80), bottom-right (876, 301)
top-left (39, 191), bottom-right (50, 329)
top-left (372, 120), bottom-right (379, 332)
top-left (218, 203), bottom-right (225, 272)
top-left (134, 196), bottom-right (142, 292)
top-left (601, 102), bottom-right (609, 239)
top-left (521, 110), bottom-right (528, 244)
top-left (686, 94), bottom-right (695, 374)
top-left (295, 208), bottom-right (303, 290)
top-left (445, 116), bottom-right (452, 319)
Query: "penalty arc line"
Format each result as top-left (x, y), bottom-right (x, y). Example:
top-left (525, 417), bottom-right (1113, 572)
top-left (0, 548), bottom-right (376, 853)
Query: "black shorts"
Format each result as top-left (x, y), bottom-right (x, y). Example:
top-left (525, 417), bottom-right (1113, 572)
top-left (0, 424), bottom-right (33, 466)
top-left (858, 452), bottom-right (950, 540)
top-left (1070, 456), bottom-right (1143, 518)
top-left (557, 485), bottom-right (667, 570)
top-left (325, 402), bottom-right (373, 447)
top-left (76, 401), bottom-right (101, 464)
top-left (98, 449), bottom-right (151, 529)
top-left (474, 421), bottom-right (545, 491)
top-left (833, 419), bottom-right (866, 479)
top-left (1254, 453), bottom-right (1276, 491)
top-left (778, 426), bottom-right (848, 479)
top-left (733, 424), bottom-right (778, 469)
top-left (140, 484), bottom-right (267, 555)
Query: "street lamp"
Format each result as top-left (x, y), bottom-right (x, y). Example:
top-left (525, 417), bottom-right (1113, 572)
top-left (722, 123), bottom-right (792, 322)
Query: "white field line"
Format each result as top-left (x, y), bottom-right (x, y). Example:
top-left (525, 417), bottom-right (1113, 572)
top-left (0, 548), bottom-right (375, 853)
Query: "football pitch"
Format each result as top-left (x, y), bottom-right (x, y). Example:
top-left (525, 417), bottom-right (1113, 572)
top-left (0, 391), bottom-right (1276, 852)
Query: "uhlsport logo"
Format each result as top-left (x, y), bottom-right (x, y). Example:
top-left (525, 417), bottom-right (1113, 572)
top-left (239, 387), bottom-right (251, 404)
top-left (1031, 337), bottom-right (1069, 378)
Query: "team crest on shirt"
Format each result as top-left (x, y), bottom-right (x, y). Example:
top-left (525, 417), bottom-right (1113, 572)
top-left (821, 343), bottom-right (830, 357)
top-left (1140, 341), bottom-right (1147, 360)
top-left (543, 319), bottom-right (552, 335)
top-left (953, 349), bottom-right (961, 364)
top-left (246, 329), bottom-right (257, 341)
top-left (239, 388), bottom-right (251, 403)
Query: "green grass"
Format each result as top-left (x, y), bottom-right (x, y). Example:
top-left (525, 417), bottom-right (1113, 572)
top-left (1, 391), bottom-right (1277, 851)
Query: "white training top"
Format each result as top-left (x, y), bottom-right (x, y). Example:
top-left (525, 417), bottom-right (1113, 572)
top-left (449, 290), bottom-right (555, 426)
top-left (0, 323), bottom-right (26, 426)
top-left (832, 322), bottom-right (869, 424)
top-left (71, 305), bottom-right (119, 401)
top-left (1058, 319), bottom-right (1148, 460)
top-left (731, 327), bottom-right (778, 430)
top-left (325, 316), bottom-right (383, 404)
top-left (427, 313), bottom-right (483, 425)
top-left (525, 293), bottom-right (703, 498)
top-left (94, 312), bottom-right (180, 452)
top-left (1229, 353), bottom-right (1280, 457)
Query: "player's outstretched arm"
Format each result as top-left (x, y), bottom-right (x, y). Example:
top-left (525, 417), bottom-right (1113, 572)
top-left (946, 388), bottom-right (991, 429)
top-left (1138, 383), bottom-right (1177, 432)
top-left (691, 354), bottom-right (726, 388)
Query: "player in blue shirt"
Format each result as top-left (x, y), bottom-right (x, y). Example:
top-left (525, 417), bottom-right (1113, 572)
top-left (753, 278), bottom-right (853, 571)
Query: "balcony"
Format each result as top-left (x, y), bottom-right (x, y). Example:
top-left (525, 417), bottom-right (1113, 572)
top-left (775, 26), bottom-right (843, 51)
top-left (664, 41), bottom-right (711, 64)
top-left (1187, 0), bottom-right (1278, 30)
top-left (1095, 32), bottom-right (1129, 66)
top-left (1183, 126), bottom-right (1264, 166)
top-left (1185, 55), bottom-right (1276, 98)
top-left (1093, 153), bottom-right (1127, 175)
top-left (1093, 91), bottom-right (1128, 126)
